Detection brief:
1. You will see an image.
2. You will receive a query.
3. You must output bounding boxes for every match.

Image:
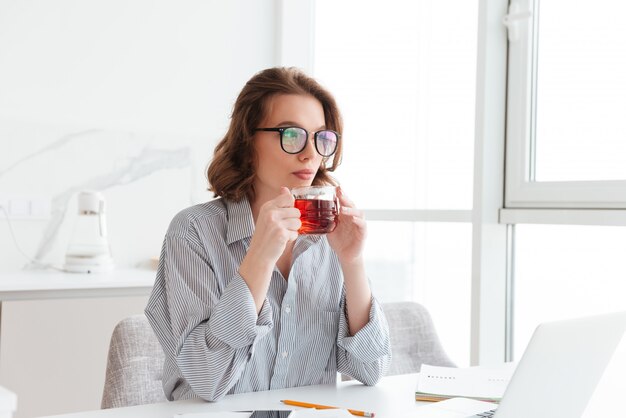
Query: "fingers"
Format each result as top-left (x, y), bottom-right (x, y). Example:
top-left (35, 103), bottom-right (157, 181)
top-left (270, 214), bottom-right (300, 245)
top-left (349, 215), bottom-right (367, 230)
top-left (278, 227), bottom-right (299, 243)
top-left (261, 187), bottom-right (298, 216)
top-left (336, 187), bottom-right (364, 220)
top-left (259, 188), bottom-right (301, 232)
top-left (337, 186), bottom-right (356, 208)
top-left (284, 217), bottom-right (302, 233)
top-left (250, 191), bottom-right (301, 263)
top-left (273, 186), bottom-right (295, 208)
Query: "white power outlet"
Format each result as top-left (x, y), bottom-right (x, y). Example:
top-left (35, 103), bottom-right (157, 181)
top-left (0, 196), bottom-right (51, 220)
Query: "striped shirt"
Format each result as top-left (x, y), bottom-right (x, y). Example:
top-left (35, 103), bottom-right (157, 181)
top-left (145, 197), bottom-right (391, 402)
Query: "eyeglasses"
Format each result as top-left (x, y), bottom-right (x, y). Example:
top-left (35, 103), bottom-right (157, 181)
top-left (255, 126), bottom-right (340, 157)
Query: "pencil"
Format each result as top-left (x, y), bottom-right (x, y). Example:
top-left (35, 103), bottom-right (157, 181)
top-left (280, 399), bottom-right (376, 417)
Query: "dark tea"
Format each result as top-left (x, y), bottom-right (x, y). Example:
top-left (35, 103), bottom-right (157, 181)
top-left (294, 198), bottom-right (338, 234)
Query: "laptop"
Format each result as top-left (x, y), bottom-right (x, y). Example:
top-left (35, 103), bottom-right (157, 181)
top-left (414, 311), bottom-right (626, 418)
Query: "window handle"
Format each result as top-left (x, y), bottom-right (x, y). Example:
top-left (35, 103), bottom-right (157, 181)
top-left (503, 0), bottom-right (532, 42)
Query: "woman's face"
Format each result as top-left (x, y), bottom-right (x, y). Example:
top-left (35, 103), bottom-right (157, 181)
top-left (253, 94), bottom-right (326, 202)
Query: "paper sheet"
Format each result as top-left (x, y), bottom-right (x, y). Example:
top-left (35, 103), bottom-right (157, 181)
top-left (417, 363), bottom-right (517, 400)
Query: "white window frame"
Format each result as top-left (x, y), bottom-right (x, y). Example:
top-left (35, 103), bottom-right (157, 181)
top-left (471, 0), bottom-right (510, 365)
top-left (504, 0), bottom-right (626, 211)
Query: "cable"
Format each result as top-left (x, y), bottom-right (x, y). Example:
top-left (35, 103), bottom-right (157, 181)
top-left (0, 205), bottom-right (65, 272)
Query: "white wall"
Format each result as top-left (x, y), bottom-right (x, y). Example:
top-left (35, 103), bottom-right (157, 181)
top-left (0, 2), bottom-right (279, 416)
top-left (0, 0), bottom-right (278, 271)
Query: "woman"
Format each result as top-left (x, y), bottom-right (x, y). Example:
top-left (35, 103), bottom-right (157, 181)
top-left (145, 67), bottom-right (391, 402)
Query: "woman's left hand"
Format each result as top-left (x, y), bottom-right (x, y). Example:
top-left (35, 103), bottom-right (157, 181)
top-left (327, 187), bottom-right (367, 265)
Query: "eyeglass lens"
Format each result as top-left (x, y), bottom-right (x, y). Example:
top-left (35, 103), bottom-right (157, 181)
top-left (281, 127), bottom-right (338, 157)
top-left (315, 130), bottom-right (338, 156)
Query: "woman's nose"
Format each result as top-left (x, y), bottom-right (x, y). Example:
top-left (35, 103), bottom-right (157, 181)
top-left (298, 135), bottom-right (317, 160)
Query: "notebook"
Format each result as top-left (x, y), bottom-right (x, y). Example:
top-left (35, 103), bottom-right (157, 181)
top-left (413, 310), bottom-right (626, 418)
top-left (415, 363), bottom-right (516, 402)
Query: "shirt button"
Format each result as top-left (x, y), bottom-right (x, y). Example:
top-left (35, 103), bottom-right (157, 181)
top-left (282, 351), bottom-right (288, 358)
top-left (285, 305), bottom-right (291, 313)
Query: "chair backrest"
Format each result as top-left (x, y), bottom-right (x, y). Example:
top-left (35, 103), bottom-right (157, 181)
top-left (382, 301), bottom-right (455, 375)
top-left (101, 314), bottom-right (167, 409)
top-left (102, 304), bottom-right (453, 407)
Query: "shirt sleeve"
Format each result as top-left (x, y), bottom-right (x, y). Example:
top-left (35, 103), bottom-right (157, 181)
top-left (145, 233), bottom-right (273, 401)
top-left (336, 296), bottom-right (392, 385)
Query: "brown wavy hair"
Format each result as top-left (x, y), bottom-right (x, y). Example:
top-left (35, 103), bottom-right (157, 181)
top-left (206, 67), bottom-right (343, 202)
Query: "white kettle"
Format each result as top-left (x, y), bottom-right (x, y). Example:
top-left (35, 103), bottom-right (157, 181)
top-left (63, 191), bottom-right (114, 273)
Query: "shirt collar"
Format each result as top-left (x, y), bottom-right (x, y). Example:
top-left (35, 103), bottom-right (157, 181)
top-left (225, 197), bottom-right (256, 245)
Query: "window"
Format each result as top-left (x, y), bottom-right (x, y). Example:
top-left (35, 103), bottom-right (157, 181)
top-left (314, 0), bottom-right (476, 210)
top-left (504, 0), bottom-right (626, 356)
top-left (364, 221), bottom-right (472, 365)
top-left (313, 0), bottom-right (478, 366)
top-left (285, 0), bottom-right (626, 368)
top-left (513, 224), bottom-right (626, 358)
top-left (534, 1), bottom-right (626, 182)
top-left (505, 0), bottom-right (626, 208)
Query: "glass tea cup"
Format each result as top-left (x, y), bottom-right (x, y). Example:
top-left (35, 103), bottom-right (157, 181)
top-left (291, 185), bottom-right (339, 234)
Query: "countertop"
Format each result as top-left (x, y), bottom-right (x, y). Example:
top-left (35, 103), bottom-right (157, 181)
top-left (0, 268), bottom-right (155, 300)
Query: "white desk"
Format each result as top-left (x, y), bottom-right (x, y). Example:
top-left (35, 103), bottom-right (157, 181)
top-left (37, 374), bottom-right (426, 418)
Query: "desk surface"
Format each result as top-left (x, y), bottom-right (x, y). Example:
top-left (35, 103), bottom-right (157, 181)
top-left (38, 374), bottom-right (425, 418)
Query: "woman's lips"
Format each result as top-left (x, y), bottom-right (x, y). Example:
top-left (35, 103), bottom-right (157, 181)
top-left (292, 170), bottom-right (315, 180)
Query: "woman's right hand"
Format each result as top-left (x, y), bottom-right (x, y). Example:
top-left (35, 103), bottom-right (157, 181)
top-left (248, 187), bottom-right (301, 265)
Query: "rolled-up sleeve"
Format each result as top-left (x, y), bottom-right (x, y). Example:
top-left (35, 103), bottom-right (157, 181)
top-left (336, 296), bottom-right (392, 385)
top-left (208, 275), bottom-right (273, 349)
top-left (146, 232), bottom-right (273, 401)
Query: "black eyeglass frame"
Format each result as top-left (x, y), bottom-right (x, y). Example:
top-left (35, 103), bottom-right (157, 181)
top-left (255, 126), bottom-right (340, 157)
